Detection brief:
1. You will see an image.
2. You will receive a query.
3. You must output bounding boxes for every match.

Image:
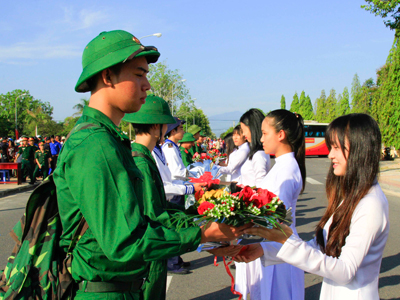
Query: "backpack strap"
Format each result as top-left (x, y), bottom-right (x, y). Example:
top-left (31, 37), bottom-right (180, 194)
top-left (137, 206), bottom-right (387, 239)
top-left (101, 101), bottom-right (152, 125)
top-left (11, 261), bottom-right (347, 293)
top-left (66, 217), bottom-right (89, 256)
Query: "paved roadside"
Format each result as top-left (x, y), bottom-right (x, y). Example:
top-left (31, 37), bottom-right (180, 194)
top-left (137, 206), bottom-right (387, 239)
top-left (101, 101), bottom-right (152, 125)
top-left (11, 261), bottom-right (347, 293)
top-left (379, 158), bottom-right (400, 196)
top-left (0, 177), bottom-right (40, 198)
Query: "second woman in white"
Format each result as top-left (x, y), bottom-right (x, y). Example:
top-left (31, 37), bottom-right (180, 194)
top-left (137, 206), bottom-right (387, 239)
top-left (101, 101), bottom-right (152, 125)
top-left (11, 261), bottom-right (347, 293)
top-left (218, 125), bottom-right (250, 182)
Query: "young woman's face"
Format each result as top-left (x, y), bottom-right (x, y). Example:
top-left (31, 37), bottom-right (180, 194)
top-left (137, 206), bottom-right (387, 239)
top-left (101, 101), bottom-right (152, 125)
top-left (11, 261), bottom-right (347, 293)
top-left (240, 122), bottom-right (251, 143)
top-left (260, 118), bottom-right (280, 155)
top-left (328, 134), bottom-right (349, 176)
top-left (232, 132), bottom-right (246, 146)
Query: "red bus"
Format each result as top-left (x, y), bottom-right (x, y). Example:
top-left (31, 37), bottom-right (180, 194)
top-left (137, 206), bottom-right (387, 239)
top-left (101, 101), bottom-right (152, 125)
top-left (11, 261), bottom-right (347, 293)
top-left (304, 122), bottom-right (329, 156)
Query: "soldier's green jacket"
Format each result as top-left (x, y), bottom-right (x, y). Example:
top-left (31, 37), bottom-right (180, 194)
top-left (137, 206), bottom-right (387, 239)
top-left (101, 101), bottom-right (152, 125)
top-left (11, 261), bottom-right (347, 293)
top-left (131, 143), bottom-right (198, 300)
top-left (19, 145), bottom-right (37, 161)
top-left (180, 146), bottom-right (194, 167)
top-left (35, 149), bottom-right (51, 167)
top-left (188, 142), bottom-right (204, 157)
top-left (54, 107), bottom-right (201, 288)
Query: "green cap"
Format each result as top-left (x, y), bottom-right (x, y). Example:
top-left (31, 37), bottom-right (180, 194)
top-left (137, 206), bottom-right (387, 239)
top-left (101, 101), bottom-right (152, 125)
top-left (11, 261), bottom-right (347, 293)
top-left (123, 95), bottom-right (176, 124)
top-left (179, 133), bottom-right (196, 143)
top-left (188, 125), bottom-right (202, 135)
top-left (200, 131), bottom-right (206, 137)
top-left (75, 30), bottom-right (160, 93)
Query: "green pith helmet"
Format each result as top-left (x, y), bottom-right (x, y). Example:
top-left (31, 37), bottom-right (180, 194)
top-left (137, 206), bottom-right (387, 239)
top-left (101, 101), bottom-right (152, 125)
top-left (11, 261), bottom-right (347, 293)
top-left (188, 125), bottom-right (201, 135)
top-left (200, 131), bottom-right (206, 137)
top-left (122, 95), bottom-right (176, 124)
top-left (75, 30), bottom-right (160, 93)
top-left (179, 133), bottom-right (196, 143)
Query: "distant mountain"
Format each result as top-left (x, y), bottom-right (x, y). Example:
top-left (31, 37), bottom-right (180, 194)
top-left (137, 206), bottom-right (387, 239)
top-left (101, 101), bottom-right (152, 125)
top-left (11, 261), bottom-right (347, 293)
top-left (208, 111), bottom-right (243, 137)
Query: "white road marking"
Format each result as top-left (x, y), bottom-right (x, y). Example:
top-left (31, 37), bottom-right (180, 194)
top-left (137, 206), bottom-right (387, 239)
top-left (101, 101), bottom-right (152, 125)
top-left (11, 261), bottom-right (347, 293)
top-left (306, 177), bottom-right (323, 185)
top-left (166, 275), bottom-right (172, 292)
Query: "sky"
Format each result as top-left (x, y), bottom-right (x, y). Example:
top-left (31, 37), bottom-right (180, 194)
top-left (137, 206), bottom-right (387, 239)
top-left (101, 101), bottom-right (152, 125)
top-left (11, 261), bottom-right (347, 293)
top-left (0, 0), bottom-right (395, 134)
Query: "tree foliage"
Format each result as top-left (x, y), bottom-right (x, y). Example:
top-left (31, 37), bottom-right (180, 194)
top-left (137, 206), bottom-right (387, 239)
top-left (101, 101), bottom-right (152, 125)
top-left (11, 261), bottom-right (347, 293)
top-left (315, 90), bottom-right (327, 122)
top-left (148, 61), bottom-right (190, 115)
top-left (362, 0), bottom-right (400, 30)
top-left (289, 92), bottom-right (300, 113)
top-left (337, 87), bottom-right (351, 116)
top-left (280, 95), bottom-right (286, 109)
top-left (302, 95), bottom-right (315, 120)
top-left (0, 89), bottom-right (53, 138)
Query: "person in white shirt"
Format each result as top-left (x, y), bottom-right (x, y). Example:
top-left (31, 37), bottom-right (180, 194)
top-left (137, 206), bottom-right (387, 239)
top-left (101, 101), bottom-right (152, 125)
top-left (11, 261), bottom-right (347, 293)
top-left (239, 109), bottom-right (271, 187)
top-left (161, 117), bottom-right (205, 274)
top-left (234, 109), bottom-right (306, 300)
top-left (235, 113), bottom-right (389, 300)
top-left (218, 125), bottom-right (250, 182)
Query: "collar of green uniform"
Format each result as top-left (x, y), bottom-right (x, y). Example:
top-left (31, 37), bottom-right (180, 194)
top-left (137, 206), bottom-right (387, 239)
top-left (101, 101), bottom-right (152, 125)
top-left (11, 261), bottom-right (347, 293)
top-left (131, 142), bottom-right (157, 167)
top-left (82, 106), bottom-right (129, 141)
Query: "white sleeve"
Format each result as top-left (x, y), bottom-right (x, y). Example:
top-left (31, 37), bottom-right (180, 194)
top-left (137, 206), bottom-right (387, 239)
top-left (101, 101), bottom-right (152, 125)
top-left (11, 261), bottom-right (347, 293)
top-left (219, 149), bottom-right (248, 175)
top-left (163, 145), bottom-right (187, 180)
top-left (253, 152), bottom-right (271, 188)
top-left (260, 237), bottom-right (319, 267)
top-left (152, 150), bottom-right (193, 197)
top-left (276, 196), bottom-right (389, 285)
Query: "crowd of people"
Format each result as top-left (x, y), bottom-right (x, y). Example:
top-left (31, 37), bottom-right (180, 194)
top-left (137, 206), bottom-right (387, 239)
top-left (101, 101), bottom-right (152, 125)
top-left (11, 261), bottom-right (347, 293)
top-left (2, 29), bottom-right (390, 300)
top-left (0, 135), bottom-right (64, 183)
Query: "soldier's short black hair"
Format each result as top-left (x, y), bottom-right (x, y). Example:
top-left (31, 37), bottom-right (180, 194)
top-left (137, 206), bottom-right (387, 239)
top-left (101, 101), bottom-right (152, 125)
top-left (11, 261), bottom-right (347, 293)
top-left (131, 123), bottom-right (159, 136)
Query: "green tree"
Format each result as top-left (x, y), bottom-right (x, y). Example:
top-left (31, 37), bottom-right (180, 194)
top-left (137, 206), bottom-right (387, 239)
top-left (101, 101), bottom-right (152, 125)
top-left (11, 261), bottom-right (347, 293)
top-left (337, 87), bottom-right (351, 116)
top-left (289, 92), bottom-right (300, 113)
top-left (73, 98), bottom-right (90, 116)
top-left (302, 95), bottom-right (315, 120)
top-left (176, 102), bottom-right (213, 136)
top-left (315, 90), bottom-right (327, 122)
top-left (0, 116), bottom-right (12, 137)
top-left (25, 106), bottom-right (52, 136)
top-left (220, 126), bottom-right (235, 139)
top-left (376, 31), bottom-right (400, 148)
top-left (362, 0), bottom-right (400, 30)
top-left (0, 89), bottom-right (53, 138)
top-left (148, 61), bottom-right (190, 115)
top-left (351, 73), bottom-right (362, 113)
top-left (325, 89), bottom-right (337, 122)
top-left (371, 65), bottom-right (390, 124)
top-left (298, 91), bottom-right (306, 116)
top-left (280, 95), bottom-right (286, 109)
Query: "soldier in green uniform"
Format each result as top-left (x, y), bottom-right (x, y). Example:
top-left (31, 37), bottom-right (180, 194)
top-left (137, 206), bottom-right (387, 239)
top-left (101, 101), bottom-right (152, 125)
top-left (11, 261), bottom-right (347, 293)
top-left (33, 140), bottom-right (51, 181)
top-left (187, 125), bottom-right (202, 157)
top-left (124, 95), bottom-right (195, 299)
top-left (179, 133), bottom-right (196, 167)
top-left (15, 137), bottom-right (37, 184)
top-left (54, 30), bottom-right (249, 300)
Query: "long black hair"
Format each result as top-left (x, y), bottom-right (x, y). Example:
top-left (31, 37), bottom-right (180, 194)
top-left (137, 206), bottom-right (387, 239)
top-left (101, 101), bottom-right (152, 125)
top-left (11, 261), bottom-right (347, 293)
top-left (240, 109), bottom-right (264, 160)
top-left (266, 109), bottom-right (306, 192)
top-left (223, 132), bottom-right (236, 158)
top-left (315, 113), bottom-right (381, 258)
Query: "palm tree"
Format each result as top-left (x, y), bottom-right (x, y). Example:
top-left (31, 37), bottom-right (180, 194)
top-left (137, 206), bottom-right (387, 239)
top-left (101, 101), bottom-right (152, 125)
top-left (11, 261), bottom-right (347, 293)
top-left (73, 98), bottom-right (90, 116)
top-left (26, 107), bottom-right (49, 136)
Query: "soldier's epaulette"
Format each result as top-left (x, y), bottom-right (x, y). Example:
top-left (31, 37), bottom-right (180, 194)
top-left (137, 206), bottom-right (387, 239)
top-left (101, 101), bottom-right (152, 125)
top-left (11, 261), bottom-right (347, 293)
top-left (36, 150), bottom-right (40, 152)
top-left (168, 143), bottom-right (173, 148)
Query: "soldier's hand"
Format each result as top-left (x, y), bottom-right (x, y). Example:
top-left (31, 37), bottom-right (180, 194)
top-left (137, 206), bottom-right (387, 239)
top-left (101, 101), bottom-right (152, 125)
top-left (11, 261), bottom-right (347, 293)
top-left (193, 182), bottom-right (206, 192)
top-left (207, 245), bottom-right (243, 257)
top-left (200, 222), bottom-right (252, 243)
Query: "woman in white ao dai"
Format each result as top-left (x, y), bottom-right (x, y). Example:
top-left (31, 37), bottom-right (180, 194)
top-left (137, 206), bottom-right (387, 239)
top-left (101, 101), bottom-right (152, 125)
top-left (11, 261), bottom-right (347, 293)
top-left (236, 113), bottom-right (389, 300)
top-left (235, 110), bottom-right (306, 300)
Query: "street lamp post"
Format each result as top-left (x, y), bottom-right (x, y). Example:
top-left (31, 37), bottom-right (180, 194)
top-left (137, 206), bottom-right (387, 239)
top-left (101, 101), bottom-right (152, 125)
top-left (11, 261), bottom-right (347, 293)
top-left (138, 33), bottom-right (162, 40)
top-left (15, 93), bottom-right (27, 139)
top-left (171, 79), bottom-right (186, 115)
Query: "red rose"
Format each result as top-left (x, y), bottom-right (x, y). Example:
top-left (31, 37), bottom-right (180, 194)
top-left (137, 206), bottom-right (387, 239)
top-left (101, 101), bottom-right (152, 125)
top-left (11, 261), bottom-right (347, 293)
top-left (238, 186), bottom-right (256, 202)
top-left (197, 201), bottom-right (215, 215)
top-left (251, 189), bottom-right (275, 208)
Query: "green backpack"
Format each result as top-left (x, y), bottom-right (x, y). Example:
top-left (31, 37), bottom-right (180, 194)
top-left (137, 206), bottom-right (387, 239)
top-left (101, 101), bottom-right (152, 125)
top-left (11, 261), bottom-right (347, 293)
top-left (0, 123), bottom-right (95, 300)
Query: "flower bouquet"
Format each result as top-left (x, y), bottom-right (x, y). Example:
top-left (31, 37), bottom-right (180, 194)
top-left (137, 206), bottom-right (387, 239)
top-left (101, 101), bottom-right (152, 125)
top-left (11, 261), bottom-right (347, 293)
top-left (193, 184), bottom-right (288, 228)
top-left (172, 181), bottom-right (289, 241)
